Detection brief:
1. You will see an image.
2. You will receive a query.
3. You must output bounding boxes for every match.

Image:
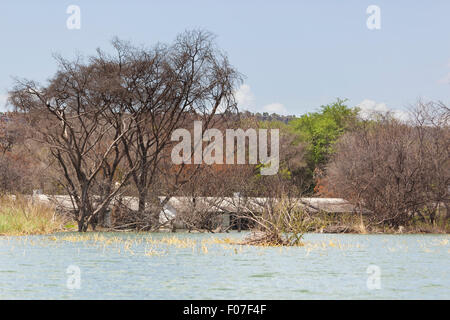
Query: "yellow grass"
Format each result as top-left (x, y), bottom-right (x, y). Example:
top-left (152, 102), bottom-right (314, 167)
top-left (0, 195), bottom-right (70, 236)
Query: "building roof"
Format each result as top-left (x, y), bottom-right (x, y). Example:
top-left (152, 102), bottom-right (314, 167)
top-left (29, 194), bottom-right (363, 215)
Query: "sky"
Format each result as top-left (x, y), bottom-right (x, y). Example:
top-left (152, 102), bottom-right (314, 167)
top-left (0, 0), bottom-right (449, 117)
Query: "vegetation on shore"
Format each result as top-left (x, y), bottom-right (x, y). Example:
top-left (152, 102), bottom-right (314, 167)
top-left (238, 205), bottom-right (448, 247)
top-left (0, 195), bottom-right (447, 238)
top-left (304, 211), bottom-right (449, 234)
top-left (0, 196), bottom-right (73, 236)
top-left (1, 30), bottom-right (448, 243)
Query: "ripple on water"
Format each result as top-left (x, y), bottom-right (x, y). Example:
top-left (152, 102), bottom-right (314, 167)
top-left (0, 232), bottom-right (448, 299)
top-left (249, 272), bottom-right (278, 278)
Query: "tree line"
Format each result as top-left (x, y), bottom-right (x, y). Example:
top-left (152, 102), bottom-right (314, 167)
top-left (1, 30), bottom-right (449, 233)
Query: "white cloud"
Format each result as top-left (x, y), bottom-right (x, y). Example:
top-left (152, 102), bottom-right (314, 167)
top-left (438, 73), bottom-right (450, 84)
top-left (357, 99), bottom-right (410, 122)
top-left (262, 102), bottom-right (287, 114)
top-left (437, 59), bottom-right (450, 84)
top-left (235, 84), bottom-right (255, 109)
top-left (0, 94), bottom-right (9, 112)
top-left (357, 99), bottom-right (389, 115)
top-left (235, 84), bottom-right (288, 115)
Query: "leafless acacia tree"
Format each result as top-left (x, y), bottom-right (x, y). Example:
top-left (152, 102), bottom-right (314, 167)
top-left (105, 30), bottom-right (241, 227)
top-left (9, 56), bottom-right (137, 231)
top-left (411, 101), bottom-right (450, 223)
top-left (326, 101), bottom-right (449, 228)
top-left (8, 30), bottom-right (241, 232)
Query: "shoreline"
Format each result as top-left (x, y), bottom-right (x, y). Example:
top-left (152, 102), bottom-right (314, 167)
top-left (2, 227), bottom-right (449, 237)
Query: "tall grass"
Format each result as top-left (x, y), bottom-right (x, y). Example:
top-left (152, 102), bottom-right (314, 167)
top-left (0, 196), bottom-right (68, 235)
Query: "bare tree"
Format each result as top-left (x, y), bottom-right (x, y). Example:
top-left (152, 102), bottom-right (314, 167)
top-left (326, 101), bottom-right (449, 228)
top-left (411, 100), bottom-right (450, 223)
top-left (9, 30), bottom-right (241, 232)
top-left (103, 30), bottom-right (241, 226)
top-left (0, 111), bottom-right (45, 194)
top-left (9, 56), bottom-right (137, 232)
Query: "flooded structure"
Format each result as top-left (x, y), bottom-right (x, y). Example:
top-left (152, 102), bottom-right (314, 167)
top-left (30, 194), bottom-right (364, 230)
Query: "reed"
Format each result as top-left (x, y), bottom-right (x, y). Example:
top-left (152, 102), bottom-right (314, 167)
top-left (0, 195), bottom-right (70, 236)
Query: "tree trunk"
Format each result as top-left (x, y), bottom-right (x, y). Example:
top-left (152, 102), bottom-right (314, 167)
top-left (77, 205), bottom-right (90, 232)
top-left (77, 217), bottom-right (89, 232)
top-left (444, 203), bottom-right (449, 223)
top-left (138, 188), bottom-right (147, 214)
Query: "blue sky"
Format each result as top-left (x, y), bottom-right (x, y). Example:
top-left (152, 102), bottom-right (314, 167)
top-left (0, 0), bottom-right (449, 116)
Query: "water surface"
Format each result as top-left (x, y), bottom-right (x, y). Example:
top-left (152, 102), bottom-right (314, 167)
top-left (0, 232), bottom-right (448, 299)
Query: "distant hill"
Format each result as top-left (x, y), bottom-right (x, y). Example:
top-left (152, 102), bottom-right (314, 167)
top-left (239, 110), bottom-right (296, 123)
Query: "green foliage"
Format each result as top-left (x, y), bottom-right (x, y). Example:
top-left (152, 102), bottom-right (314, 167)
top-left (256, 120), bottom-right (301, 180)
top-left (288, 99), bottom-right (359, 192)
top-left (249, 99), bottom-right (359, 194)
top-left (289, 98), bottom-right (358, 166)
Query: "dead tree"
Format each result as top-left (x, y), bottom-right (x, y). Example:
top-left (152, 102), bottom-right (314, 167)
top-left (100, 30), bottom-right (241, 227)
top-left (9, 56), bottom-right (137, 232)
top-left (326, 102), bottom-right (449, 228)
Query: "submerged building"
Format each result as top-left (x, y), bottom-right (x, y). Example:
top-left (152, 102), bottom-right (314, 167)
top-left (31, 194), bottom-right (365, 231)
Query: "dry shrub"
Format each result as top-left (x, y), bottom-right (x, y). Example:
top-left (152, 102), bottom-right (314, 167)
top-left (240, 197), bottom-right (312, 246)
top-left (326, 101), bottom-right (449, 228)
top-left (0, 195), bottom-right (70, 235)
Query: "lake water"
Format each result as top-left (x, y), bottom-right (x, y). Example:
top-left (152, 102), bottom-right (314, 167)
top-left (0, 232), bottom-right (448, 299)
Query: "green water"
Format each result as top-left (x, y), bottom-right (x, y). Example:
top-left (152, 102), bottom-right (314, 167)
top-left (0, 232), bottom-right (448, 299)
